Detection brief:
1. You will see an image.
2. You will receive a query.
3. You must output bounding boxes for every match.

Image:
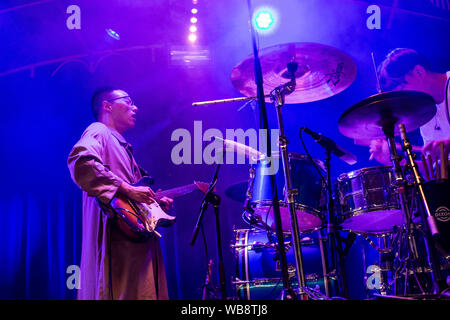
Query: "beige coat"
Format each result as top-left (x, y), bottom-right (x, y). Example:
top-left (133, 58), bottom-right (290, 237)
top-left (68, 122), bottom-right (168, 300)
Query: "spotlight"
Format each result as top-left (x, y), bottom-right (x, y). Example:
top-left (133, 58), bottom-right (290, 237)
top-left (190, 17), bottom-right (198, 24)
top-left (254, 10), bottom-right (274, 30)
top-left (189, 25), bottom-right (197, 33)
top-left (252, 7), bottom-right (278, 34)
top-left (191, 8), bottom-right (198, 14)
top-left (188, 33), bottom-right (197, 43)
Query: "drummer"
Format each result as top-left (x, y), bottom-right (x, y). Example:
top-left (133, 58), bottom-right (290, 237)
top-left (369, 48), bottom-right (450, 165)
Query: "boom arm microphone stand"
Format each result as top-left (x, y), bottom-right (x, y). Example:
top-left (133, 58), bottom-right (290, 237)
top-left (190, 160), bottom-right (227, 300)
top-left (399, 124), bottom-right (446, 293)
top-left (321, 140), bottom-right (349, 298)
top-left (245, 0), bottom-right (298, 300)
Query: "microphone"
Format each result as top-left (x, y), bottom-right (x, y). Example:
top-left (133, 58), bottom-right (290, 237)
top-left (300, 127), bottom-right (357, 165)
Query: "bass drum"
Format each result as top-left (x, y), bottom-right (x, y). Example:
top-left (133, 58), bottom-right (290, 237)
top-left (232, 228), bottom-right (330, 300)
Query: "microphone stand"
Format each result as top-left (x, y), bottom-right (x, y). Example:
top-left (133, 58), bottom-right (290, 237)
top-left (190, 161), bottom-right (227, 300)
top-left (322, 148), bottom-right (349, 298)
top-left (399, 124), bottom-right (446, 293)
top-left (246, 0), bottom-right (297, 300)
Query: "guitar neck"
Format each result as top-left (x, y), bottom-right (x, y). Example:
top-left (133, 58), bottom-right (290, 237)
top-left (156, 184), bottom-right (198, 199)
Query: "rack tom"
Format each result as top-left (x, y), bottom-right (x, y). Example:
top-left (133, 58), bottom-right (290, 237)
top-left (245, 153), bottom-right (325, 233)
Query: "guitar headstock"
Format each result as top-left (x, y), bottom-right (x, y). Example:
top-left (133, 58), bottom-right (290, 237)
top-left (194, 181), bottom-right (217, 194)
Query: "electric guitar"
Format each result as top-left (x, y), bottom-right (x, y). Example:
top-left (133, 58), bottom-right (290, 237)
top-left (104, 176), bottom-right (210, 241)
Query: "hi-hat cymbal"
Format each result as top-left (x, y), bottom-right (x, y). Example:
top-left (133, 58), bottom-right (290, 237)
top-left (338, 90), bottom-right (436, 139)
top-left (230, 42), bottom-right (357, 104)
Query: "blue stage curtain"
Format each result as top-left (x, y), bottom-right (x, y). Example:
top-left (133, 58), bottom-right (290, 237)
top-left (0, 187), bottom-right (82, 299)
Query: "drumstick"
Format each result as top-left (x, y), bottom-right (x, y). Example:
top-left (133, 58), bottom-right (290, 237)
top-left (440, 143), bottom-right (448, 180)
top-left (427, 154), bottom-right (435, 179)
top-left (445, 147), bottom-right (449, 180)
top-left (436, 159), bottom-right (441, 180)
top-left (421, 154), bottom-right (430, 181)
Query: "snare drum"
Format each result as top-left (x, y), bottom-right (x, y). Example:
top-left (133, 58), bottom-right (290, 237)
top-left (232, 228), bottom-right (328, 300)
top-left (336, 166), bottom-right (405, 234)
top-left (246, 153), bottom-right (325, 233)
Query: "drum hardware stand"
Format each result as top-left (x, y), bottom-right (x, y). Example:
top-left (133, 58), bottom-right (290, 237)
top-left (361, 232), bottom-right (395, 296)
top-left (314, 141), bottom-right (350, 298)
top-left (398, 124), bottom-right (447, 294)
top-left (269, 60), bottom-right (313, 300)
top-left (244, 0), bottom-right (298, 300)
top-left (190, 161), bottom-right (227, 300)
top-left (202, 259), bottom-right (219, 300)
top-left (381, 121), bottom-right (431, 296)
top-left (318, 230), bottom-right (332, 297)
top-left (379, 121), bottom-right (444, 296)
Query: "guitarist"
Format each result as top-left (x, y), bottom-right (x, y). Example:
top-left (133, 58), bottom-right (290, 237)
top-left (68, 87), bottom-right (173, 300)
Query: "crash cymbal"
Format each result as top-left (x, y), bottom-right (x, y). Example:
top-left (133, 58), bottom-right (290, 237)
top-left (338, 90), bottom-right (436, 139)
top-left (231, 42), bottom-right (357, 104)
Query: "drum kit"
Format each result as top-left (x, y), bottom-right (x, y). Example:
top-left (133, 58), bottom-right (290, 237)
top-left (193, 41), bottom-right (450, 300)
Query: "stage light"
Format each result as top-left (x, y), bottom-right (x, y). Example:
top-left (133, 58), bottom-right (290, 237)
top-left (106, 28), bottom-right (120, 40)
top-left (188, 33), bottom-right (197, 43)
top-left (252, 7), bottom-right (278, 34)
top-left (254, 10), bottom-right (274, 30)
top-left (188, 1), bottom-right (199, 45)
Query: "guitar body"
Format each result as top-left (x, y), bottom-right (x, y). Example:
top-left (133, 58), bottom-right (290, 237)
top-left (106, 177), bottom-right (208, 242)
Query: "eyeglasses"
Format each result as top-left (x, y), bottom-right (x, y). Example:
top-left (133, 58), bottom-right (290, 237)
top-left (107, 95), bottom-right (134, 106)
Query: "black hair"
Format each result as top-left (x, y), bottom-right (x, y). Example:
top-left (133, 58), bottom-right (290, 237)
top-left (378, 48), bottom-right (431, 91)
top-left (90, 86), bottom-right (119, 120)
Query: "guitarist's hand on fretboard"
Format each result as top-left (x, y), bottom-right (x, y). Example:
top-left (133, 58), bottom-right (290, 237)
top-left (118, 181), bottom-right (156, 204)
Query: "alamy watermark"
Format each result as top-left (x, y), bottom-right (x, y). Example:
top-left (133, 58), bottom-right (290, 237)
top-left (66, 265), bottom-right (80, 290)
top-left (170, 121), bottom-right (280, 174)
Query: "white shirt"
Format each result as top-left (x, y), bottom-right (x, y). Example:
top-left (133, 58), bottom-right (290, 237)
top-left (420, 71), bottom-right (450, 146)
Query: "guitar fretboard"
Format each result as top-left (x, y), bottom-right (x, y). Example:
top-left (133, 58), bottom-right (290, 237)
top-left (156, 184), bottom-right (199, 199)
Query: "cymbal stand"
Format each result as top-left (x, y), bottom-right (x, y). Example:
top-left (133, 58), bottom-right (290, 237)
top-left (270, 62), bottom-right (309, 299)
top-left (245, 0), bottom-right (297, 300)
top-left (382, 122), bottom-right (424, 293)
top-left (382, 122), bottom-right (439, 295)
top-left (398, 124), bottom-right (446, 293)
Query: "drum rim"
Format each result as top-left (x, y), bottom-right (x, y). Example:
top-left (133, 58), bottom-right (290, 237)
top-left (249, 200), bottom-right (323, 218)
top-left (249, 200), bottom-right (323, 233)
top-left (340, 207), bottom-right (404, 234)
top-left (339, 205), bottom-right (402, 218)
top-left (258, 152), bottom-right (326, 171)
top-left (337, 165), bottom-right (393, 181)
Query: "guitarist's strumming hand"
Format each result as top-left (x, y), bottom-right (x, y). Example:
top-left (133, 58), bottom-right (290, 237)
top-left (119, 181), bottom-right (156, 204)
